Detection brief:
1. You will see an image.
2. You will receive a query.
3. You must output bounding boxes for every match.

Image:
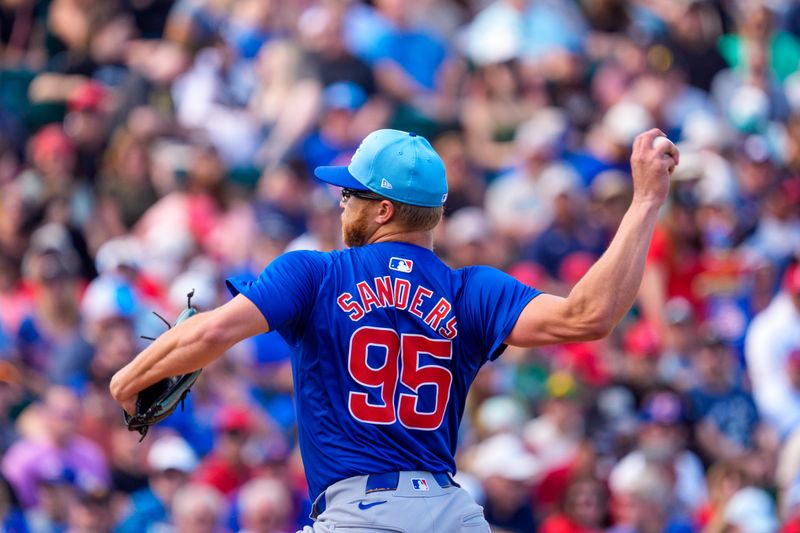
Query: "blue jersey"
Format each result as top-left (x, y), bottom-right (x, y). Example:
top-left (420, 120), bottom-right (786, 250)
top-left (226, 242), bottom-right (540, 500)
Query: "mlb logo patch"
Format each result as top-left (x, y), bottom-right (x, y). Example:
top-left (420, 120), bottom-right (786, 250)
top-left (411, 478), bottom-right (429, 492)
top-left (389, 257), bottom-right (413, 273)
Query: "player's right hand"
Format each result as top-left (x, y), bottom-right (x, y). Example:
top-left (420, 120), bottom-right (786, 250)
top-left (109, 370), bottom-right (137, 416)
top-left (630, 128), bottom-right (679, 207)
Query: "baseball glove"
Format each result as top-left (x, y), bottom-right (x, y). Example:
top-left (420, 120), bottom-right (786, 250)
top-left (124, 290), bottom-right (202, 441)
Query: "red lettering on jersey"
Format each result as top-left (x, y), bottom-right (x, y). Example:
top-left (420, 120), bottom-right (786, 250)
top-left (409, 286), bottom-right (433, 318)
top-left (357, 281), bottom-right (382, 313)
top-left (374, 276), bottom-right (394, 307)
top-left (398, 334), bottom-right (453, 430)
top-left (348, 327), bottom-right (399, 425)
top-left (337, 293), bottom-right (365, 321)
top-left (424, 298), bottom-right (452, 331)
top-left (394, 279), bottom-right (411, 310)
top-left (439, 316), bottom-right (458, 339)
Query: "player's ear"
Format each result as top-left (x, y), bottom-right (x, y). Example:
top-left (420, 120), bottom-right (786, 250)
top-left (374, 199), bottom-right (395, 225)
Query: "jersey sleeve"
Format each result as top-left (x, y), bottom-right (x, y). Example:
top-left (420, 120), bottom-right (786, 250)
top-left (225, 251), bottom-right (330, 341)
top-left (460, 266), bottom-right (542, 362)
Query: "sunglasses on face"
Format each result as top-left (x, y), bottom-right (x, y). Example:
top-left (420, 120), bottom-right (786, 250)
top-left (341, 188), bottom-right (386, 202)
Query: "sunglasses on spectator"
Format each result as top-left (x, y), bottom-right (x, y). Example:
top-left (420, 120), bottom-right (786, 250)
top-left (341, 188), bottom-right (386, 202)
top-left (222, 428), bottom-right (248, 439)
top-left (154, 468), bottom-right (189, 479)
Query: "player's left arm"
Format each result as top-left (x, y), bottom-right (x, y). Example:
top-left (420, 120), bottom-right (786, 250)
top-left (109, 295), bottom-right (268, 413)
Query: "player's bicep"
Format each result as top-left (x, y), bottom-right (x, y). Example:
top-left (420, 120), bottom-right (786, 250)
top-left (207, 294), bottom-right (270, 346)
top-left (504, 293), bottom-right (600, 347)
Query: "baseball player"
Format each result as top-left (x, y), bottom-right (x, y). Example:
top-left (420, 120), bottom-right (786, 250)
top-left (110, 128), bottom-right (677, 532)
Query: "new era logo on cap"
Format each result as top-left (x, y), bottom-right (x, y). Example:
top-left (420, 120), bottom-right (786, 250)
top-left (411, 478), bottom-right (429, 491)
top-left (389, 257), bottom-right (413, 273)
top-left (313, 129), bottom-right (448, 207)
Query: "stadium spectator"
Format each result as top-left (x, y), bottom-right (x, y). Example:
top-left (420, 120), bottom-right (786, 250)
top-left (484, 108), bottom-right (573, 243)
top-left (193, 405), bottom-right (256, 496)
top-left (67, 487), bottom-right (115, 533)
top-left (746, 263), bottom-right (800, 438)
top-left (24, 465), bottom-right (75, 533)
top-left (721, 486), bottom-right (779, 533)
top-left (523, 372), bottom-right (584, 476)
top-left (1, 386), bottom-right (108, 509)
top-left (695, 460), bottom-right (748, 533)
top-left (469, 433), bottom-right (539, 533)
top-left (237, 477), bottom-right (294, 533)
top-left (538, 477), bottom-right (608, 533)
top-left (115, 434), bottom-right (198, 533)
top-left (170, 482), bottom-right (227, 533)
top-left (687, 331), bottom-right (762, 463)
top-left (608, 462), bottom-right (694, 533)
top-left (609, 391), bottom-right (707, 517)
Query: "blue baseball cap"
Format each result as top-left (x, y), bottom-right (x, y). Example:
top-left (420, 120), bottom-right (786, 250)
top-left (323, 81), bottom-right (367, 111)
top-left (314, 129), bottom-right (448, 207)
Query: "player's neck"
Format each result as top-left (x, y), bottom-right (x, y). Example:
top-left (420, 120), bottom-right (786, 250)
top-left (368, 227), bottom-right (434, 250)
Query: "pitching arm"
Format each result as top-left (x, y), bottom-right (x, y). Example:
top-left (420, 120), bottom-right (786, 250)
top-left (505, 129), bottom-right (678, 347)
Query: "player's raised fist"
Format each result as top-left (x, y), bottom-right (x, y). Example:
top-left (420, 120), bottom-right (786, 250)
top-left (630, 128), bottom-right (679, 206)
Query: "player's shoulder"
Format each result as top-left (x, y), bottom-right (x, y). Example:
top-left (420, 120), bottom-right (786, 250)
top-left (457, 264), bottom-right (510, 282)
top-left (278, 248), bottom-right (339, 268)
top-left (454, 264), bottom-right (531, 304)
top-left (263, 249), bottom-right (340, 285)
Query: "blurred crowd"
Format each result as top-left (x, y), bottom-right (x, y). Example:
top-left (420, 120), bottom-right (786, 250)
top-left (0, 0), bottom-right (799, 532)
